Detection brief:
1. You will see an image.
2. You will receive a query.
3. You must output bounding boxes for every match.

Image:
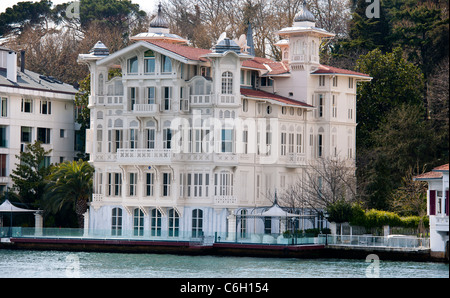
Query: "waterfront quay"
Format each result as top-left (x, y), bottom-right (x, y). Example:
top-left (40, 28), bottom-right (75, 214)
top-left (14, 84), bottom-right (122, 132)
top-left (0, 227), bottom-right (444, 263)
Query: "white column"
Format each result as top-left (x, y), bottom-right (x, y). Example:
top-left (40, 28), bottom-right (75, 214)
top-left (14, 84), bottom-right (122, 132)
top-left (34, 212), bottom-right (43, 236)
top-left (83, 211), bottom-right (90, 237)
top-left (227, 211), bottom-right (236, 241)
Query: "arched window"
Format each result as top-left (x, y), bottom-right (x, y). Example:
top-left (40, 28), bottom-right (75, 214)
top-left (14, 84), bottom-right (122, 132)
top-left (242, 98), bottom-right (248, 112)
top-left (151, 208), bottom-right (162, 236)
top-left (128, 56), bottom-right (138, 73)
top-left (161, 55), bottom-right (172, 73)
top-left (144, 50), bottom-right (155, 73)
top-left (111, 208), bottom-right (122, 236)
top-left (169, 209), bottom-right (179, 237)
top-left (192, 209), bottom-right (203, 238)
top-left (98, 73), bottom-right (104, 95)
top-left (221, 71), bottom-right (233, 94)
top-left (133, 208), bottom-right (144, 236)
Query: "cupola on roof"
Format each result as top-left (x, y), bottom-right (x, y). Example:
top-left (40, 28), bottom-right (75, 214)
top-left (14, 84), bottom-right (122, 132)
top-left (213, 38), bottom-right (242, 54)
top-left (150, 3), bottom-right (169, 28)
top-left (89, 41), bottom-right (110, 56)
top-left (294, 0), bottom-right (315, 23)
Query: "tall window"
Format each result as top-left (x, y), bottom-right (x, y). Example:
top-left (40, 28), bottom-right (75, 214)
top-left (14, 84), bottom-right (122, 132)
top-left (129, 172), bottom-right (137, 196)
top-left (280, 132), bottom-right (287, 156)
top-left (332, 76), bottom-right (338, 87)
top-left (146, 173), bottom-right (154, 196)
top-left (151, 209), bottom-right (162, 236)
top-left (108, 173), bottom-right (122, 197)
top-left (128, 56), bottom-right (138, 73)
top-left (144, 50), bottom-right (155, 73)
top-left (168, 209), bottom-right (179, 237)
top-left (163, 128), bottom-right (172, 149)
top-left (192, 209), bottom-right (203, 238)
top-left (0, 126), bottom-right (7, 148)
top-left (0, 154), bottom-right (7, 177)
top-left (221, 129), bottom-right (233, 153)
top-left (21, 127), bottom-right (32, 143)
top-left (162, 172), bottom-right (171, 197)
top-left (1, 97), bottom-right (7, 117)
top-left (348, 77), bottom-right (354, 89)
top-left (37, 128), bottom-right (51, 144)
top-left (108, 129), bottom-right (123, 153)
top-left (133, 208), bottom-right (144, 236)
top-left (111, 208), bottom-right (122, 236)
top-left (147, 87), bottom-right (155, 104)
top-left (146, 128), bottom-right (155, 149)
top-left (21, 99), bottom-right (33, 113)
top-left (129, 87), bottom-right (136, 110)
top-left (40, 100), bottom-right (51, 115)
top-left (221, 71), bottom-right (233, 94)
top-left (161, 55), bottom-right (172, 73)
top-left (163, 87), bottom-right (171, 111)
top-left (215, 171), bottom-right (233, 196)
top-left (318, 134), bottom-right (323, 157)
top-left (296, 133), bottom-right (302, 154)
top-left (288, 133), bottom-right (295, 154)
top-left (129, 129), bottom-right (138, 149)
top-left (319, 75), bottom-right (325, 86)
top-left (318, 94), bottom-right (324, 118)
top-left (332, 95), bottom-right (337, 118)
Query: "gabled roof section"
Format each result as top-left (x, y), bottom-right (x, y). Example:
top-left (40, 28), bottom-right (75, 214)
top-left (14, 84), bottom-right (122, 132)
top-left (242, 57), bottom-right (290, 76)
top-left (147, 41), bottom-right (212, 62)
top-left (241, 88), bottom-right (313, 108)
top-left (96, 40), bottom-right (212, 66)
top-left (311, 65), bottom-right (371, 79)
top-left (413, 164), bottom-right (448, 181)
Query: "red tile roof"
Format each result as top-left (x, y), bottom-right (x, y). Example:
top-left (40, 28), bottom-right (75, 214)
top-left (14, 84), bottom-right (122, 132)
top-left (242, 57), bottom-right (289, 75)
top-left (433, 164), bottom-right (449, 172)
top-left (311, 65), bottom-right (370, 77)
top-left (413, 164), bottom-right (449, 180)
top-left (146, 41), bottom-right (212, 62)
top-left (414, 171), bottom-right (443, 180)
top-left (240, 88), bottom-right (313, 107)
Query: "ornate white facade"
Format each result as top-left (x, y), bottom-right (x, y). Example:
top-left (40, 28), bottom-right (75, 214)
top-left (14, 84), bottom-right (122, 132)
top-left (78, 3), bottom-right (371, 240)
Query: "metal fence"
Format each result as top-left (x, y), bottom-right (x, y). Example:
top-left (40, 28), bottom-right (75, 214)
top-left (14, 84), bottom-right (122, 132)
top-left (318, 234), bottom-right (430, 249)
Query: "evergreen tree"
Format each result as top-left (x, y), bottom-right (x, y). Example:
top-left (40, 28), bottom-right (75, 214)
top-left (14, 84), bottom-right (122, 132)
top-left (10, 141), bottom-right (52, 209)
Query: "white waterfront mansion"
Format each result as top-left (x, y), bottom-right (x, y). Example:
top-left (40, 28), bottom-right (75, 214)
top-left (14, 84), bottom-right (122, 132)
top-left (78, 3), bottom-right (371, 241)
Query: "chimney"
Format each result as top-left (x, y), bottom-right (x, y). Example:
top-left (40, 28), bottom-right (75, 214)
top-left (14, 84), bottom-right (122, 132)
top-left (20, 50), bottom-right (25, 73)
top-left (7, 50), bottom-right (17, 83)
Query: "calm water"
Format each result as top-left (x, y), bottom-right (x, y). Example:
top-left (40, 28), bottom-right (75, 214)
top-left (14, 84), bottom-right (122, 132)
top-left (0, 249), bottom-right (448, 278)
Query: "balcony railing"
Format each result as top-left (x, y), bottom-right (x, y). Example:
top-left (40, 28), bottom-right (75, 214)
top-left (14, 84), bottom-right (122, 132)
top-left (133, 104), bottom-right (159, 113)
top-left (190, 95), bottom-right (212, 105)
top-left (97, 95), bottom-right (123, 105)
top-left (286, 153), bottom-right (306, 167)
top-left (214, 195), bottom-right (238, 206)
top-left (117, 149), bottom-right (173, 164)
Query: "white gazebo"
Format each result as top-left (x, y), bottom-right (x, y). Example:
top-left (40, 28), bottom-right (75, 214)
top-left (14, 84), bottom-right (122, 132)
top-left (0, 199), bottom-right (43, 237)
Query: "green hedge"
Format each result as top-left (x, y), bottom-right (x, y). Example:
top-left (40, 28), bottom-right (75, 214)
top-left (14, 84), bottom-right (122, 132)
top-left (327, 201), bottom-right (429, 229)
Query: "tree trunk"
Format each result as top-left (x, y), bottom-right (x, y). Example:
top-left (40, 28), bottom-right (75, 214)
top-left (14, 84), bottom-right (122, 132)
top-left (75, 196), bottom-right (88, 229)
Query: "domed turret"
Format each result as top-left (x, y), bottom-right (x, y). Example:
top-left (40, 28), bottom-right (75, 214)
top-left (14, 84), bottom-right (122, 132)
top-left (294, 1), bottom-right (315, 24)
top-left (130, 2), bottom-right (188, 44)
top-left (150, 3), bottom-right (169, 29)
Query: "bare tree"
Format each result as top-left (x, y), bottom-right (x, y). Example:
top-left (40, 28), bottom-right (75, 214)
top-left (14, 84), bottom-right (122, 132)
top-left (279, 157), bottom-right (358, 213)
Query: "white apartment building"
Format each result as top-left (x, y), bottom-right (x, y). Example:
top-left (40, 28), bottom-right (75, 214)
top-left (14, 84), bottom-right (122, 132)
top-left (78, 3), bottom-right (371, 241)
top-left (0, 46), bottom-right (79, 193)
